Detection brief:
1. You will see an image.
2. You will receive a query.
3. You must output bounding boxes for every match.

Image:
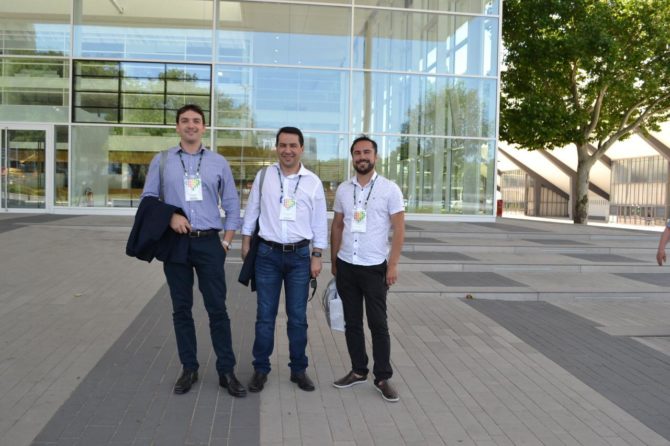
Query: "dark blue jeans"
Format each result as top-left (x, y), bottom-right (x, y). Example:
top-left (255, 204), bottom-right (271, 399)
top-left (336, 258), bottom-right (392, 382)
top-left (163, 234), bottom-right (236, 375)
top-left (252, 242), bottom-right (311, 374)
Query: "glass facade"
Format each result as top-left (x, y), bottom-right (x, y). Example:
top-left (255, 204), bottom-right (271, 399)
top-left (0, 0), bottom-right (501, 217)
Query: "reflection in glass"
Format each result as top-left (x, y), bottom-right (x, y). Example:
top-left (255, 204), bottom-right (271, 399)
top-left (353, 72), bottom-right (496, 138)
top-left (215, 130), bottom-right (348, 209)
top-left (354, 9), bottom-right (497, 76)
top-left (215, 66), bottom-right (349, 132)
top-left (71, 126), bottom-right (203, 207)
top-left (0, 59), bottom-right (69, 123)
top-left (355, 0), bottom-right (498, 14)
top-left (74, 0), bottom-right (213, 61)
top-left (0, 0), bottom-right (71, 56)
top-left (1, 129), bottom-right (47, 209)
top-left (218, 1), bottom-right (350, 68)
top-left (73, 61), bottom-right (211, 124)
top-left (55, 125), bottom-right (69, 206)
top-left (367, 135), bottom-right (494, 214)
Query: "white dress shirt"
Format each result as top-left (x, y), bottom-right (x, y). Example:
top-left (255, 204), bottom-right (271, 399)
top-left (333, 172), bottom-right (405, 266)
top-left (242, 163), bottom-right (328, 250)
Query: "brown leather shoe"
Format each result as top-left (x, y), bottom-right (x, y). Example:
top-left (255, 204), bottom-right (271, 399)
top-left (374, 380), bottom-right (399, 402)
top-left (173, 369), bottom-right (198, 394)
top-left (290, 371), bottom-right (315, 391)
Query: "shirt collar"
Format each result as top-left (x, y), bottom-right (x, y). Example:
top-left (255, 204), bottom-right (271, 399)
top-left (352, 171), bottom-right (378, 188)
top-left (274, 162), bottom-right (307, 178)
top-left (176, 144), bottom-right (206, 155)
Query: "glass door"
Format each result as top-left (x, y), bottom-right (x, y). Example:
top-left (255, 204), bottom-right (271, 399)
top-left (1, 124), bottom-right (53, 211)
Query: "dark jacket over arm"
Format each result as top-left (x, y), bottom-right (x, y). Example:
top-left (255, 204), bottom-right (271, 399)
top-left (126, 196), bottom-right (188, 263)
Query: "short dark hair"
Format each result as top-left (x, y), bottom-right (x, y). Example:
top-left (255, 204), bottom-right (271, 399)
top-left (176, 104), bottom-right (206, 126)
top-left (276, 126), bottom-right (304, 147)
top-left (350, 135), bottom-right (378, 155)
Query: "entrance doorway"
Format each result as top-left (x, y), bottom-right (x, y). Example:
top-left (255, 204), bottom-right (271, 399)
top-left (1, 124), bottom-right (53, 211)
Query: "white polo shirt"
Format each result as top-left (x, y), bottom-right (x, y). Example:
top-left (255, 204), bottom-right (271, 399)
top-left (333, 172), bottom-right (405, 266)
top-left (242, 163), bottom-right (328, 250)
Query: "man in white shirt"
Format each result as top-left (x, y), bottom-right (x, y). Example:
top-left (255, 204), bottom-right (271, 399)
top-left (241, 127), bottom-right (328, 392)
top-left (330, 135), bottom-right (405, 402)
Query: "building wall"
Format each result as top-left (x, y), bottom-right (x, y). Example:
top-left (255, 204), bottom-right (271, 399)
top-left (0, 0), bottom-right (501, 216)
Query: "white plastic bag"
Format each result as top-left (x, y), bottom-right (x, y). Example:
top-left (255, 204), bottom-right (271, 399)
top-left (322, 278), bottom-right (345, 332)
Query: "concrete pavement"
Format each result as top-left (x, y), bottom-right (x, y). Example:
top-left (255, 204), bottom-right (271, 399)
top-left (1, 213), bottom-right (669, 445)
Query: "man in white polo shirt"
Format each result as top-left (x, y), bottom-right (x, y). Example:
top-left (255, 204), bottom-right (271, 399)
top-left (330, 135), bottom-right (405, 402)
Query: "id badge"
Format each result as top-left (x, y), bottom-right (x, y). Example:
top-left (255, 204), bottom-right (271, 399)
top-left (279, 197), bottom-right (297, 221)
top-left (351, 207), bottom-right (367, 233)
top-left (184, 175), bottom-right (203, 201)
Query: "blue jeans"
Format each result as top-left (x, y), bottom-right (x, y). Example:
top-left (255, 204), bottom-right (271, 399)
top-left (252, 242), bottom-right (311, 374)
top-left (163, 235), bottom-right (236, 375)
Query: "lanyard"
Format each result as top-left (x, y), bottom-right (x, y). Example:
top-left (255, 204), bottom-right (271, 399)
top-left (353, 177), bottom-right (376, 209)
top-left (178, 148), bottom-right (204, 176)
top-left (277, 166), bottom-right (301, 203)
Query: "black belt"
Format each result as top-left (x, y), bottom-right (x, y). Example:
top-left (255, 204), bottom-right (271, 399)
top-left (260, 238), bottom-right (310, 252)
top-left (189, 229), bottom-right (219, 238)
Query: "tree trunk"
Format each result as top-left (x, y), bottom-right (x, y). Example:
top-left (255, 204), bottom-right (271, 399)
top-left (573, 144), bottom-right (596, 224)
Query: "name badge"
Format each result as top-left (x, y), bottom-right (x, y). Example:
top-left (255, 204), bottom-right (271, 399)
top-left (351, 207), bottom-right (367, 232)
top-left (279, 197), bottom-right (297, 221)
top-left (184, 175), bottom-right (203, 201)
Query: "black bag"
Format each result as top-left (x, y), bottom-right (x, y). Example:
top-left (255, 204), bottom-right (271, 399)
top-left (238, 167), bottom-right (267, 291)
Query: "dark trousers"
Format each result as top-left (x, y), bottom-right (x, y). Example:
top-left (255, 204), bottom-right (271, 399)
top-left (163, 234), bottom-right (236, 376)
top-left (335, 258), bottom-right (392, 382)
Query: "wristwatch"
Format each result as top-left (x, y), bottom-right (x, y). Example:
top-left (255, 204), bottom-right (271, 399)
top-left (311, 251), bottom-right (322, 258)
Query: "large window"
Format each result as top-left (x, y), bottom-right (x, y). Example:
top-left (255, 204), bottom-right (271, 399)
top-left (0, 58), bottom-right (69, 122)
top-left (71, 126), bottom-right (197, 207)
top-left (356, 0), bottom-right (499, 14)
top-left (73, 61), bottom-right (211, 124)
top-left (215, 65), bottom-right (348, 132)
top-left (74, 0), bottom-right (213, 61)
top-left (354, 8), bottom-right (498, 76)
top-left (0, 0), bottom-right (71, 56)
top-left (367, 135), bottom-right (494, 214)
top-left (353, 72), bottom-right (496, 137)
top-left (218, 1), bottom-right (350, 68)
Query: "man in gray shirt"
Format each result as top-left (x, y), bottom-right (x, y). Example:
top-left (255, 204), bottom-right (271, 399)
top-left (141, 104), bottom-right (246, 397)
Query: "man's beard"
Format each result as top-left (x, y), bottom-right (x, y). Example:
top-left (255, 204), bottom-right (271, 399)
top-left (354, 160), bottom-right (374, 175)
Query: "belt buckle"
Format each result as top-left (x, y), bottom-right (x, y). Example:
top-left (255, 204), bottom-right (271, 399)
top-left (191, 230), bottom-right (201, 238)
top-left (282, 243), bottom-right (294, 253)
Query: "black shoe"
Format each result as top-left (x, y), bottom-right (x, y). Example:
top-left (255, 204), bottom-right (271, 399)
top-left (248, 371), bottom-right (268, 393)
top-left (174, 369), bottom-right (198, 394)
top-left (333, 370), bottom-right (367, 388)
top-left (374, 379), bottom-right (399, 402)
top-left (290, 372), bottom-right (315, 392)
top-left (219, 372), bottom-right (247, 398)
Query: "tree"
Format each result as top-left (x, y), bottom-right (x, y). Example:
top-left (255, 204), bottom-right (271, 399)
top-left (500, 0), bottom-right (670, 223)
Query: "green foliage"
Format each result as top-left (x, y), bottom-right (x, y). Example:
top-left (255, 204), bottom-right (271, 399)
top-left (501, 0), bottom-right (670, 151)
